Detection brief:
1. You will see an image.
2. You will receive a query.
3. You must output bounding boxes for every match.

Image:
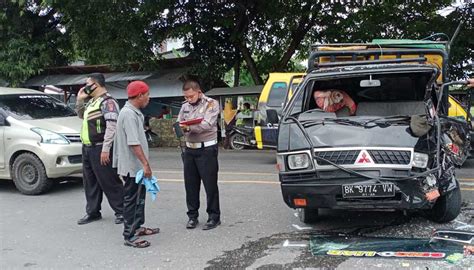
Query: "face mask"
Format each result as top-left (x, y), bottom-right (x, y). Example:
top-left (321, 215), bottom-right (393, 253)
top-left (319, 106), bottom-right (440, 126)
top-left (84, 84), bottom-right (96, 95)
top-left (189, 98), bottom-right (201, 106)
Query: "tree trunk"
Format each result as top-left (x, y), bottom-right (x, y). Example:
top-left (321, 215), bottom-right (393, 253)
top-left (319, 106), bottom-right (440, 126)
top-left (233, 62), bottom-right (241, 87)
top-left (237, 43), bottom-right (263, 85)
top-left (273, 8), bottom-right (318, 71)
top-left (233, 52), bottom-right (241, 87)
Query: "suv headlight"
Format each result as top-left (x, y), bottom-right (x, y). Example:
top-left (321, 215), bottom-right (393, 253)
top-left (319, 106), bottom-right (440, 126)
top-left (31, 128), bottom-right (69, 144)
top-left (287, 153), bottom-right (311, 170)
top-left (412, 152), bottom-right (428, 168)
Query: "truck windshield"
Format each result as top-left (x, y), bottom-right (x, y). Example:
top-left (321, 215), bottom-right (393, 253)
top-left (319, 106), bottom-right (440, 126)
top-left (289, 71), bottom-right (432, 117)
top-left (0, 94), bottom-right (76, 120)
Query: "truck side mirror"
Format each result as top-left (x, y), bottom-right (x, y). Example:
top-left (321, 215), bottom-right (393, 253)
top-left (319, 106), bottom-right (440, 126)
top-left (266, 109), bottom-right (279, 124)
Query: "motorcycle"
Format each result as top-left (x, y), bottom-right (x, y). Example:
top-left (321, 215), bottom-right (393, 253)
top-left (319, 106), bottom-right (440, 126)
top-left (228, 125), bottom-right (256, 150)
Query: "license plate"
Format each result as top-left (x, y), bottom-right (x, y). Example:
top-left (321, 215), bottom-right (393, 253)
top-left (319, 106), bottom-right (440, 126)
top-left (342, 183), bottom-right (395, 198)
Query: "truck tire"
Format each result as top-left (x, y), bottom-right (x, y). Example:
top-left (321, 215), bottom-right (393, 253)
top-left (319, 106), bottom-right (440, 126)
top-left (230, 133), bottom-right (246, 150)
top-left (12, 153), bottom-right (52, 195)
top-left (298, 208), bottom-right (319, 224)
top-left (427, 184), bottom-right (461, 223)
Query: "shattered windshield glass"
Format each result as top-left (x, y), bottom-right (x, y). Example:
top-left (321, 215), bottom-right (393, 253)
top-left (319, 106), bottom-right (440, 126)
top-left (0, 94), bottom-right (76, 120)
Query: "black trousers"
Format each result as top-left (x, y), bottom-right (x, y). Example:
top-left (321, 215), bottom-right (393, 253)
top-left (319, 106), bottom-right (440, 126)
top-left (82, 145), bottom-right (123, 216)
top-left (122, 174), bottom-right (146, 240)
top-left (183, 144), bottom-right (220, 221)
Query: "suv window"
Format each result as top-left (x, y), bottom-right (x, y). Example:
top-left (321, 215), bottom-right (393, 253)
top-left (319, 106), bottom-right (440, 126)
top-left (267, 82), bottom-right (288, 107)
top-left (0, 94), bottom-right (76, 120)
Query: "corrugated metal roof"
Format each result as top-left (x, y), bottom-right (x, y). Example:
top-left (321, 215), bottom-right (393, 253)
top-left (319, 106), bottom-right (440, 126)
top-left (106, 69), bottom-right (188, 99)
top-left (205, 85), bottom-right (263, 97)
top-left (23, 71), bottom-right (153, 87)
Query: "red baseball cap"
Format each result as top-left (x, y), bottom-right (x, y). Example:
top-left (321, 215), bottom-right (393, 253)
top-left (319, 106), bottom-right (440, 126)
top-left (127, 81), bottom-right (149, 98)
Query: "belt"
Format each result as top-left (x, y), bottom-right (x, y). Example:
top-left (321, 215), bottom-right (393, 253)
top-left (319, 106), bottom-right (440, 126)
top-left (186, 139), bottom-right (217, 149)
top-left (83, 142), bottom-right (103, 147)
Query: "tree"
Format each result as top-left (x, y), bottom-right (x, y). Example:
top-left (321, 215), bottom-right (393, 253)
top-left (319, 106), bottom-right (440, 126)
top-left (157, 1), bottom-right (342, 85)
top-left (1, 0), bottom-right (472, 87)
top-left (0, 0), bottom-right (71, 86)
top-left (302, 0), bottom-right (472, 79)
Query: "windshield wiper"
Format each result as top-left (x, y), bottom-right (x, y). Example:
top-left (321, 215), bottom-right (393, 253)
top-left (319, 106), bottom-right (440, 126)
top-left (301, 118), bottom-right (365, 128)
top-left (362, 115), bottom-right (411, 128)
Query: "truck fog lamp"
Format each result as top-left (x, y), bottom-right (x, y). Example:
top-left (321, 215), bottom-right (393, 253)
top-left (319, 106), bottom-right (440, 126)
top-left (288, 153), bottom-right (310, 170)
top-left (412, 152), bottom-right (428, 168)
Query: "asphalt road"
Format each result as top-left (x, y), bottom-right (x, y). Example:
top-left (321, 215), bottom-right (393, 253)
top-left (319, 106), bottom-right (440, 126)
top-left (1, 148), bottom-right (473, 269)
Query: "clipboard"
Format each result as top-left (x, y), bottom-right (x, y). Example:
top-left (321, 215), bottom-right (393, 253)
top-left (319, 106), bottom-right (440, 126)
top-left (180, 117), bottom-right (203, 126)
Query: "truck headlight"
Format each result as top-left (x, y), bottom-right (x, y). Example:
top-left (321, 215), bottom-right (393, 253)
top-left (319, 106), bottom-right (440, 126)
top-left (412, 152), bottom-right (428, 168)
top-left (287, 153), bottom-right (311, 170)
top-left (31, 128), bottom-right (69, 144)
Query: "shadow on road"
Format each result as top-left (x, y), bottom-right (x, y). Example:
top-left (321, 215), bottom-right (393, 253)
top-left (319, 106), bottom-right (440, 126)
top-left (0, 176), bottom-right (83, 195)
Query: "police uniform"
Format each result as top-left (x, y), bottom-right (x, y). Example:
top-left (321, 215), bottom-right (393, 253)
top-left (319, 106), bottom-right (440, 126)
top-left (177, 94), bottom-right (220, 223)
top-left (77, 93), bottom-right (124, 220)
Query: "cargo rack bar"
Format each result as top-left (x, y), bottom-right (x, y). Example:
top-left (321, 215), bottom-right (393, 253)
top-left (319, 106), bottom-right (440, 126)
top-left (314, 57), bottom-right (427, 69)
top-left (308, 48), bottom-right (448, 73)
top-left (310, 41), bottom-right (448, 51)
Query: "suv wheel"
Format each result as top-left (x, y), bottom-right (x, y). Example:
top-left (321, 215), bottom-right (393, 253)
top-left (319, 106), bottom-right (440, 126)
top-left (427, 183), bottom-right (461, 223)
top-left (12, 153), bottom-right (52, 195)
top-left (230, 133), bottom-right (246, 150)
top-left (298, 208), bottom-right (319, 224)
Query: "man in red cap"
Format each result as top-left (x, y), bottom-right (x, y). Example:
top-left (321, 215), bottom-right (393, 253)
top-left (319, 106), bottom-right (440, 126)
top-left (113, 81), bottom-right (159, 248)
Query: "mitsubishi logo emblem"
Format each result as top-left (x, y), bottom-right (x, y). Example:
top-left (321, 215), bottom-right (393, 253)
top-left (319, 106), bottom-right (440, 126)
top-left (356, 150), bottom-right (374, 165)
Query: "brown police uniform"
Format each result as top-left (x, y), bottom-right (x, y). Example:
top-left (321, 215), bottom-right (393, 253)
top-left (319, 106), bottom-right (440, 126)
top-left (177, 94), bottom-right (220, 223)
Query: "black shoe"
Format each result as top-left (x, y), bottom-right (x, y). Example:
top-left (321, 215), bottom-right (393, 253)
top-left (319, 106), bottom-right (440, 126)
top-left (186, 219), bottom-right (198, 229)
top-left (202, 219), bottom-right (221, 230)
top-left (114, 215), bottom-right (124, 224)
top-left (77, 213), bottom-right (102, 225)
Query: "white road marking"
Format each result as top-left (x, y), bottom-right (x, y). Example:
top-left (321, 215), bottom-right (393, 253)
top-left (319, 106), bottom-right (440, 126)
top-left (459, 182), bottom-right (474, 186)
top-left (283, 240), bottom-right (307, 248)
top-left (292, 224), bottom-right (312, 230)
top-left (155, 170), bottom-right (277, 176)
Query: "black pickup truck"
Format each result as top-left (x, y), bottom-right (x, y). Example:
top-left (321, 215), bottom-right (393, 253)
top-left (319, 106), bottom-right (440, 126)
top-left (276, 41), bottom-right (472, 224)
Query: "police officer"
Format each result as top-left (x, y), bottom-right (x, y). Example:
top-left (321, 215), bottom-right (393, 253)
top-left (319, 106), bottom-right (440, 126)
top-left (178, 79), bottom-right (221, 230)
top-left (76, 73), bottom-right (124, 225)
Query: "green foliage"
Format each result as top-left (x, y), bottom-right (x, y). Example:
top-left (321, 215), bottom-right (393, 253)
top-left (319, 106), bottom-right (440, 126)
top-left (0, 0), bottom-right (472, 87)
top-left (0, 0), bottom-right (70, 86)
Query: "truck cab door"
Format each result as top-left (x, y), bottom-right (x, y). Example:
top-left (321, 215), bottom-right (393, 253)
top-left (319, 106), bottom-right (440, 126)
top-left (254, 110), bottom-right (279, 149)
top-left (283, 75), bottom-right (304, 109)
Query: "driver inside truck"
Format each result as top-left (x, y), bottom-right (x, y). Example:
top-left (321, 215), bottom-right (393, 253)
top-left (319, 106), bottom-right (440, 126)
top-left (313, 89), bottom-right (357, 116)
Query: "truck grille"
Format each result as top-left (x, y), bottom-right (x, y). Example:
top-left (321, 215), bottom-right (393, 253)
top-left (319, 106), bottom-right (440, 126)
top-left (62, 134), bottom-right (81, 143)
top-left (280, 172), bottom-right (317, 182)
top-left (315, 150), bottom-right (360, 165)
top-left (368, 150), bottom-right (411, 165)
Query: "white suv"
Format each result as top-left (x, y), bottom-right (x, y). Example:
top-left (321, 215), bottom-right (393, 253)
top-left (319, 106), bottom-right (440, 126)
top-left (0, 87), bottom-right (82, 194)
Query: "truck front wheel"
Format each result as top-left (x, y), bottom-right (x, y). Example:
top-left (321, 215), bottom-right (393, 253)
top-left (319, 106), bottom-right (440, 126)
top-left (426, 183), bottom-right (461, 223)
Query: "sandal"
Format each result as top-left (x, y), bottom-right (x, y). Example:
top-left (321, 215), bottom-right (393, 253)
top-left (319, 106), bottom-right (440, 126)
top-left (136, 227), bottom-right (160, 236)
top-left (124, 237), bottom-right (151, 248)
